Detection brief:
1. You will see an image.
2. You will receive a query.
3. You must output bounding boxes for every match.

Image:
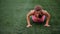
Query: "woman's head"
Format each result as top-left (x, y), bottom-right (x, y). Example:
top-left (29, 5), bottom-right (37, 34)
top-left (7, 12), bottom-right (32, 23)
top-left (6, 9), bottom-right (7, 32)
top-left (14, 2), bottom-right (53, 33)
top-left (34, 5), bottom-right (43, 11)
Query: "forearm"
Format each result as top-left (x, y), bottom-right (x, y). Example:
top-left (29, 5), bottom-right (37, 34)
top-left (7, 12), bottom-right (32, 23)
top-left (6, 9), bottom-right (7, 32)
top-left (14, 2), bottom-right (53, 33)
top-left (46, 15), bottom-right (50, 24)
top-left (46, 18), bottom-right (49, 24)
top-left (27, 16), bottom-right (31, 25)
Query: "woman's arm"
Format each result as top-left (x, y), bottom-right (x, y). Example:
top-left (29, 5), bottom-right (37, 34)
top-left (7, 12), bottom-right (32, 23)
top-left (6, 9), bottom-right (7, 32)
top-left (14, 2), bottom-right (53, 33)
top-left (43, 10), bottom-right (51, 27)
top-left (26, 10), bottom-right (34, 27)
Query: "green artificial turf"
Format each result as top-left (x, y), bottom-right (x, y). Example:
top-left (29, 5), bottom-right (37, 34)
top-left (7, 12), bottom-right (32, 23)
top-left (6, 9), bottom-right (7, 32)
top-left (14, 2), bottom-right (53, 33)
top-left (0, 0), bottom-right (60, 34)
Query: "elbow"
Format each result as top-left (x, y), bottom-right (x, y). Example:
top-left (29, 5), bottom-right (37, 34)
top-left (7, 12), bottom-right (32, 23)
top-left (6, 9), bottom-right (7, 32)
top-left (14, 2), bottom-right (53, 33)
top-left (26, 14), bottom-right (30, 19)
top-left (27, 15), bottom-right (28, 19)
top-left (48, 14), bottom-right (51, 19)
top-left (27, 14), bottom-right (29, 18)
top-left (47, 14), bottom-right (50, 19)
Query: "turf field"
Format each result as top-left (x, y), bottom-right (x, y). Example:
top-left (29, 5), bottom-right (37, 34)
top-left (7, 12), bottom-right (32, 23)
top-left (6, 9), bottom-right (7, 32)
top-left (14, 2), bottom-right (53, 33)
top-left (0, 0), bottom-right (60, 34)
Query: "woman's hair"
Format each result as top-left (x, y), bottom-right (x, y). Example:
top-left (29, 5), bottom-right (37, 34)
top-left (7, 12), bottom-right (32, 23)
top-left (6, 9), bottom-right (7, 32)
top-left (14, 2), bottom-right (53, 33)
top-left (34, 5), bottom-right (43, 18)
top-left (34, 5), bottom-right (43, 11)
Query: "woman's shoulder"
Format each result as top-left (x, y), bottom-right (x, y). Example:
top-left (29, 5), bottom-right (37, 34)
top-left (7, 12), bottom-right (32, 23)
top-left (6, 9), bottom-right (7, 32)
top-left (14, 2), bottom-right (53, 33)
top-left (29, 10), bottom-right (35, 13)
top-left (27, 10), bottom-right (35, 15)
top-left (42, 10), bottom-right (48, 15)
top-left (42, 10), bottom-right (48, 13)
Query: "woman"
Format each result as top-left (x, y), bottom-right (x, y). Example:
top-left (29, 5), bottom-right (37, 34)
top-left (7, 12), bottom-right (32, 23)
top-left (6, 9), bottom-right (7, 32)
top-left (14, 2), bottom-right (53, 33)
top-left (26, 5), bottom-right (51, 27)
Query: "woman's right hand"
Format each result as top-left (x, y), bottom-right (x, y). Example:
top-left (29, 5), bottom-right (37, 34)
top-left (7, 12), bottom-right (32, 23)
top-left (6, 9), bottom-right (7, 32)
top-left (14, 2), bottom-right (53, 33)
top-left (26, 24), bottom-right (32, 28)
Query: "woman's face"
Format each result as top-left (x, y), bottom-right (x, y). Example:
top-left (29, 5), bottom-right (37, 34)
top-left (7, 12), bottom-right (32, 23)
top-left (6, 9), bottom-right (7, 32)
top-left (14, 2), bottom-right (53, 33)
top-left (35, 11), bottom-right (41, 17)
top-left (35, 11), bottom-right (41, 15)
